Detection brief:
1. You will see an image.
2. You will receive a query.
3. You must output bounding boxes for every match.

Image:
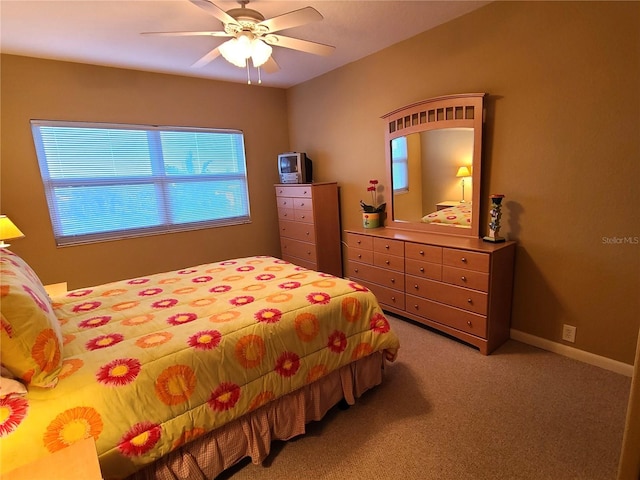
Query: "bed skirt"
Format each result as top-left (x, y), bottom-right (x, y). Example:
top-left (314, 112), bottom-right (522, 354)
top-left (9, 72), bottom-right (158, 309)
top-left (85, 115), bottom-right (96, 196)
top-left (125, 351), bottom-right (386, 480)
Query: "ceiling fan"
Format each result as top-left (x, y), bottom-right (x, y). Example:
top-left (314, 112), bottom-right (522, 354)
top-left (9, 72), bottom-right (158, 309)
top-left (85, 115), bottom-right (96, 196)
top-left (142, 0), bottom-right (335, 82)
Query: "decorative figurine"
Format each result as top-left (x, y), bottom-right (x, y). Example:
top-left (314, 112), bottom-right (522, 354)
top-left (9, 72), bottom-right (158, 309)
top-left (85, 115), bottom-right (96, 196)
top-left (483, 194), bottom-right (506, 243)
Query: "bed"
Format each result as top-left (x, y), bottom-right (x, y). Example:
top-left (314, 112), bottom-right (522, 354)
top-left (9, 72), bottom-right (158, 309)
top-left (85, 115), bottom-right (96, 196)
top-left (0, 249), bottom-right (399, 479)
top-left (421, 202), bottom-right (472, 227)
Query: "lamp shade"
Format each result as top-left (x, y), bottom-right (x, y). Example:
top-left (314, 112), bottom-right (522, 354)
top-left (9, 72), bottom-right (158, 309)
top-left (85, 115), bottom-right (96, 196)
top-left (219, 33), bottom-right (273, 69)
top-left (0, 215), bottom-right (25, 247)
top-left (456, 166), bottom-right (472, 178)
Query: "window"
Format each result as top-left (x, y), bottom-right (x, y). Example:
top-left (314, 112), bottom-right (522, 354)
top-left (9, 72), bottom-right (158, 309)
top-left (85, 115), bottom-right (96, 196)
top-left (31, 121), bottom-right (250, 246)
top-left (391, 136), bottom-right (409, 193)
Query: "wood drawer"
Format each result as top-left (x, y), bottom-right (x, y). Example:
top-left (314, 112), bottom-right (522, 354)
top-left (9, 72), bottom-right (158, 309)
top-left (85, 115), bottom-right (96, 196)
top-left (347, 233), bottom-right (373, 251)
top-left (406, 294), bottom-right (487, 338)
top-left (405, 242), bottom-right (442, 263)
top-left (279, 219), bottom-right (316, 243)
top-left (277, 197), bottom-right (294, 209)
top-left (406, 275), bottom-right (487, 315)
top-left (276, 185), bottom-right (312, 198)
top-left (373, 237), bottom-right (405, 257)
top-left (374, 252), bottom-right (405, 273)
top-left (277, 207), bottom-right (294, 221)
top-left (294, 210), bottom-right (314, 223)
top-left (348, 247), bottom-right (374, 265)
top-left (293, 197), bottom-right (313, 211)
top-left (357, 280), bottom-right (405, 310)
top-left (442, 248), bottom-right (490, 273)
top-left (405, 259), bottom-right (441, 281)
top-left (348, 261), bottom-right (405, 291)
top-left (281, 238), bottom-right (317, 263)
top-left (443, 266), bottom-right (489, 292)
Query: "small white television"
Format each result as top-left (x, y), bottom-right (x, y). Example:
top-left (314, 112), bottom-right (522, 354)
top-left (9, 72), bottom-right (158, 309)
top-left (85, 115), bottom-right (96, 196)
top-left (278, 152), bottom-right (312, 184)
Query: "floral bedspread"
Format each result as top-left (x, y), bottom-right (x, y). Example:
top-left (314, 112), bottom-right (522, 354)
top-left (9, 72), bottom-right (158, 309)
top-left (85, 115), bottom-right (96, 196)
top-left (0, 256), bottom-right (399, 479)
top-left (422, 203), bottom-right (472, 227)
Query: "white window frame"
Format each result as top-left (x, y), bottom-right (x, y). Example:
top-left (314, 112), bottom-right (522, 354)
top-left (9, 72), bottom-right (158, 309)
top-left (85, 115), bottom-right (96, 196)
top-left (31, 120), bottom-right (251, 246)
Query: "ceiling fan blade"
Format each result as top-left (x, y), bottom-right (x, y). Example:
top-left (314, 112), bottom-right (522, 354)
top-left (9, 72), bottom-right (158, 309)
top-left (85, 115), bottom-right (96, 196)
top-left (191, 46), bottom-right (222, 68)
top-left (261, 56), bottom-right (280, 74)
top-left (265, 34), bottom-right (335, 56)
top-left (257, 7), bottom-right (323, 33)
top-left (189, 0), bottom-right (239, 26)
top-left (141, 31), bottom-right (231, 37)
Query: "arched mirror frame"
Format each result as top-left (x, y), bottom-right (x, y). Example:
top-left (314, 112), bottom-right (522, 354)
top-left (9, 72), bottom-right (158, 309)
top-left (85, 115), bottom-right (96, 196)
top-left (382, 93), bottom-right (485, 238)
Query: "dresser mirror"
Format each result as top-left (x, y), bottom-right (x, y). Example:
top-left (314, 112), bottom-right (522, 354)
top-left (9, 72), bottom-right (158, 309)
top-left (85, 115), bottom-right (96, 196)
top-left (382, 93), bottom-right (485, 238)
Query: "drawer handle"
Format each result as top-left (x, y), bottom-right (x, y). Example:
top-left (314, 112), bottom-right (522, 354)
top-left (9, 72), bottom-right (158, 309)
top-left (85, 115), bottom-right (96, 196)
top-left (283, 201), bottom-right (288, 205)
top-left (385, 245), bottom-right (390, 250)
top-left (300, 202), bottom-right (305, 207)
top-left (391, 296), bottom-right (396, 301)
top-left (303, 191), bottom-right (308, 195)
top-left (461, 276), bottom-right (467, 281)
top-left (391, 278), bottom-right (395, 283)
top-left (413, 284), bottom-right (419, 290)
top-left (284, 213), bottom-right (288, 217)
top-left (419, 250), bottom-right (424, 255)
top-left (307, 251), bottom-right (311, 255)
top-left (467, 298), bottom-right (472, 304)
top-left (385, 260), bottom-right (390, 265)
top-left (357, 240), bottom-right (361, 245)
top-left (413, 304), bottom-right (419, 310)
top-left (306, 232), bottom-right (310, 236)
top-left (357, 254), bottom-right (362, 259)
top-left (354, 268), bottom-right (359, 273)
top-left (467, 321), bottom-right (472, 327)
top-left (301, 215), bottom-right (306, 219)
top-left (419, 267), bottom-right (425, 273)
top-left (461, 257), bottom-right (467, 263)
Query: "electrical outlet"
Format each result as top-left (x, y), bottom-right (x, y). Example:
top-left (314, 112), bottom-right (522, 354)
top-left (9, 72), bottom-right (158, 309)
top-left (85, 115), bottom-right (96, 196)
top-left (562, 324), bottom-right (577, 343)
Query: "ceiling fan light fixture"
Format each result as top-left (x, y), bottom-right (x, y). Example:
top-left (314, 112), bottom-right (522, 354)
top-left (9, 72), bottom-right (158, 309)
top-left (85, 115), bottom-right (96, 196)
top-left (251, 39), bottom-right (272, 67)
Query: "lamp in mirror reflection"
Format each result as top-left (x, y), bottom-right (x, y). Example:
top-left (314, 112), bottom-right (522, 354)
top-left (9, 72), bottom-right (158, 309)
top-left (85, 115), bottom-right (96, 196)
top-left (0, 215), bottom-right (25, 248)
top-left (456, 166), bottom-right (472, 203)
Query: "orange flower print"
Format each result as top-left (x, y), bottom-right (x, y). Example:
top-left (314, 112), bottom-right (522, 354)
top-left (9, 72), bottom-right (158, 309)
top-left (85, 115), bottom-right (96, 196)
top-left (86, 333), bottom-right (124, 351)
top-left (248, 391), bottom-right (275, 411)
top-left (255, 274), bottom-right (275, 281)
top-left (229, 296), bottom-right (254, 306)
top-left (0, 396), bottom-right (28, 437)
top-left (72, 301), bottom-right (101, 313)
top-left (138, 288), bottom-right (163, 296)
top-left (207, 382), bottom-right (241, 412)
top-left (67, 289), bottom-right (93, 297)
top-left (122, 314), bottom-right (154, 326)
top-left (312, 280), bottom-right (336, 289)
top-left (275, 351), bottom-right (300, 378)
top-left (101, 288), bottom-right (127, 297)
top-left (294, 312), bottom-right (319, 342)
top-left (96, 358), bottom-right (141, 387)
top-left (58, 358), bottom-right (84, 380)
top-left (32, 329), bottom-right (61, 373)
top-left (341, 297), bottom-right (362, 323)
top-left (255, 308), bottom-right (282, 324)
top-left (189, 298), bottom-right (216, 308)
top-left (223, 275), bottom-right (244, 282)
top-left (136, 332), bottom-right (172, 348)
top-left (127, 278), bottom-right (150, 285)
top-left (158, 277), bottom-right (181, 285)
top-left (112, 301), bottom-right (140, 311)
top-left (264, 266), bottom-right (284, 272)
top-left (351, 343), bottom-right (373, 360)
top-left (278, 281), bottom-right (301, 290)
top-left (306, 365), bottom-right (328, 383)
top-left (173, 287), bottom-right (197, 295)
top-left (78, 316), bottom-right (111, 329)
top-left (307, 292), bottom-right (331, 305)
top-left (242, 284), bottom-right (266, 292)
top-left (155, 365), bottom-right (196, 406)
top-left (188, 330), bottom-right (222, 351)
top-left (210, 285), bottom-right (231, 294)
top-left (192, 276), bottom-right (213, 283)
top-left (235, 335), bottom-right (265, 369)
top-left (118, 422), bottom-right (161, 457)
top-left (172, 428), bottom-right (206, 449)
top-left (152, 298), bottom-right (178, 309)
top-left (265, 293), bottom-right (293, 303)
top-left (370, 313), bottom-right (391, 334)
top-left (209, 310), bottom-right (240, 323)
top-left (166, 312), bottom-right (197, 326)
top-left (43, 407), bottom-right (103, 453)
top-left (348, 281), bottom-right (369, 292)
top-left (327, 330), bottom-right (347, 354)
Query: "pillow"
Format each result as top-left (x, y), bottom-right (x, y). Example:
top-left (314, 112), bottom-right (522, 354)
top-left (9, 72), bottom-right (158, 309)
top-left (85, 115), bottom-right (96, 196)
top-left (0, 248), bottom-right (63, 388)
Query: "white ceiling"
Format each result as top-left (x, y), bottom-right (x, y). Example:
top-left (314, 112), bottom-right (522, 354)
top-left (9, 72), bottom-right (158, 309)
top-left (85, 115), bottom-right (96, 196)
top-left (0, 0), bottom-right (490, 88)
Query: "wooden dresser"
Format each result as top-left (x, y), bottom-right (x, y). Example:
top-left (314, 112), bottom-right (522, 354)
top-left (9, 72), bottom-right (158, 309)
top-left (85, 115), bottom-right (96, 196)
top-left (276, 182), bottom-right (342, 277)
top-left (345, 227), bottom-right (515, 354)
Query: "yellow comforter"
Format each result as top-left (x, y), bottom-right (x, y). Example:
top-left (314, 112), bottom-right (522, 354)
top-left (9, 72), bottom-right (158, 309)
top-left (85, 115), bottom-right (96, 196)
top-left (1, 256), bottom-right (399, 479)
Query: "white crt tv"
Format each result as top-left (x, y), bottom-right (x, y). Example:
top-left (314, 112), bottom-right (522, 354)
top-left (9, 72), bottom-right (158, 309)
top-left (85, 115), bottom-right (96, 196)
top-left (278, 152), bottom-right (312, 184)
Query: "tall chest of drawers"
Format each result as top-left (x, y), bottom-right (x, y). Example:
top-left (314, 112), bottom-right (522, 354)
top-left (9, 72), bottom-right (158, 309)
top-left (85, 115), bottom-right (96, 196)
top-left (346, 228), bottom-right (515, 354)
top-left (276, 183), bottom-right (342, 277)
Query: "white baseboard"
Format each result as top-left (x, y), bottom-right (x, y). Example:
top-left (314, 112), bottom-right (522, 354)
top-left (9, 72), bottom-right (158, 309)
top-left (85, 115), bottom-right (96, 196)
top-left (510, 329), bottom-right (634, 377)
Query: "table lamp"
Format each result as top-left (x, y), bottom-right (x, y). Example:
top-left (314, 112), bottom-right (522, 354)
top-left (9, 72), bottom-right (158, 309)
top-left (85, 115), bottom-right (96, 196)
top-left (0, 215), bottom-right (25, 248)
top-left (456, 166), bottom-right (471, 202)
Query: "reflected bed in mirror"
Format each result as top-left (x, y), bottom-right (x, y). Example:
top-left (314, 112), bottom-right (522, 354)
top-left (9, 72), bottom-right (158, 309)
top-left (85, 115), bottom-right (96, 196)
top-left (382, 93), bottom-right (485, 238)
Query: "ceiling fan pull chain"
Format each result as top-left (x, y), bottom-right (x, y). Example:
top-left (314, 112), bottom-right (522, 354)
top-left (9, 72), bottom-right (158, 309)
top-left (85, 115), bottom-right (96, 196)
top-left (246, 63), bottom-right (251, 84)
top-left (257, 66), bottom-right (262, 84)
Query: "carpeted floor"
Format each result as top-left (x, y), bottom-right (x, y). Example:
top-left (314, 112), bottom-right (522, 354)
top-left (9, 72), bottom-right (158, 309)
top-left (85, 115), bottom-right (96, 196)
top-left (217, 315), bottom-right (631, 480)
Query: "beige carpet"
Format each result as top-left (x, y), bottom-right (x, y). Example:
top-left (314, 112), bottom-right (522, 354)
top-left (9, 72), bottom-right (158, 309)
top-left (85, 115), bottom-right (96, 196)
top-left (217, 315), bottom-right (631, 480)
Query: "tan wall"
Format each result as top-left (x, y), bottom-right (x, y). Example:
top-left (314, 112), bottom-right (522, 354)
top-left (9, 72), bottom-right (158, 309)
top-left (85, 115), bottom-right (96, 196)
top-left (287, 2), bottom-right (640, 364)
top-left (0, 55), bottom-right (289, 289)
